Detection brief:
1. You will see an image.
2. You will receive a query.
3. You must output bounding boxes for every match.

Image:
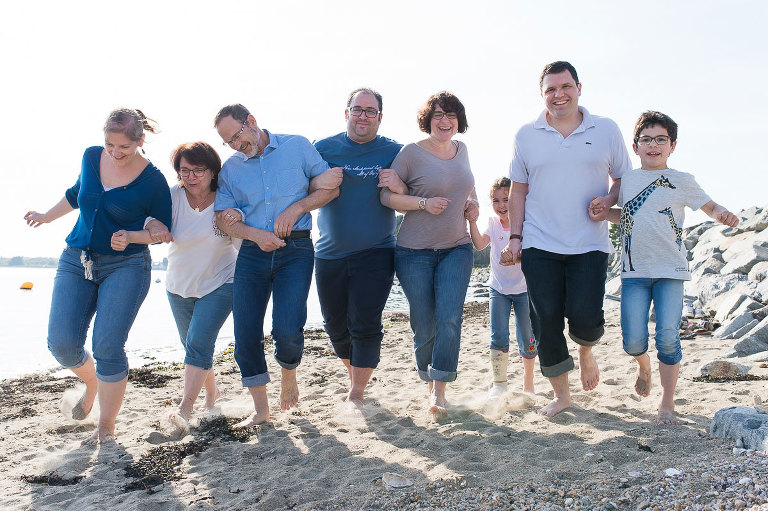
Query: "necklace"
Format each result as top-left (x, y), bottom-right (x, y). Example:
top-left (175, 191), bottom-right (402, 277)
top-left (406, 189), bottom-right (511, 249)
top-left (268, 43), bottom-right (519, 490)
top-left (186, 189), bottom-right (212, 212)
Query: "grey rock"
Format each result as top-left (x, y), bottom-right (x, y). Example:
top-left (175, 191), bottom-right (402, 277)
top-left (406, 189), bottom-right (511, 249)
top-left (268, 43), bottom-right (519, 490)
top-left (726, 319), bottom-right (760, 340)
top-left (720, 349), bottom-right (740, 359)
top-left (699, 360), bottom-right (751, 377)
top-left (757, 279), bottom-right (768, 302)
top-left (689, 274), bottom-right (757, 309)
top-left (722, 234), bottom-right (762, 262)
top-left (720, 244), bottom-right (768, 275)
top-left (722, 226), bottom-right (745, 237)
top-left (691, 257), bottom-right (725, 280)
top-left (743, 316), bottom-right (768, 344)
top-left (749, 261), bottom-right (768, 282)
top-left (714, 294), bottom-right (748, 323)
top-left (739, 208), bottom-right (768, 232)
top-left (731, 335), bottom-right (768, 357)
top-left (710, 406), bottom-right (768, 452)
top-left (605, 276), bottom-right (622, 296)
top-left (716, 313), bottom-right (759, 339)
top-left (747, 351), bottom-right (768, 362)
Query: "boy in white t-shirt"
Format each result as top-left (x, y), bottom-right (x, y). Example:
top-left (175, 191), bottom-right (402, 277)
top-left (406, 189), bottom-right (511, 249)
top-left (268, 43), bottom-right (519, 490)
top-left (590, 111), bottom-right (739, 425)
top-left (468, 177), bottom-right (538, 397)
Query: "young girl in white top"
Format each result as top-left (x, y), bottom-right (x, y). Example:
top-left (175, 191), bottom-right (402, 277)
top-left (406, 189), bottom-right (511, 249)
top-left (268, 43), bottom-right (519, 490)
top-left (468, 177), bottom-right (538, 397)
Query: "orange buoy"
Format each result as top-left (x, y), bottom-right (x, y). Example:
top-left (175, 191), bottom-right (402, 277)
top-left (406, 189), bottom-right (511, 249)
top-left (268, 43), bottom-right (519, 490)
top-left (20, 282), bottom-right (33, 290)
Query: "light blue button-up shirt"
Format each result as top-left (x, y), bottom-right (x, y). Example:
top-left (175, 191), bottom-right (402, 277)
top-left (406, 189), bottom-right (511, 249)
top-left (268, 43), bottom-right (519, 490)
top-left (215, 131), bottom-right (329, 231)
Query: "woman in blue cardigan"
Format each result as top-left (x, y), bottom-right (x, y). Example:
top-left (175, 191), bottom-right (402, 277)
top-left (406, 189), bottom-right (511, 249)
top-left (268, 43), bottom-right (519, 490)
top-left (25, 108), bottom-right (172, 445)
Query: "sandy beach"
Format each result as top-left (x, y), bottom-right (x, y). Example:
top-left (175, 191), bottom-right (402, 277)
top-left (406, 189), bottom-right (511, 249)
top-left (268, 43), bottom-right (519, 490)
top-left (2, 299), bottom-right (768, 510)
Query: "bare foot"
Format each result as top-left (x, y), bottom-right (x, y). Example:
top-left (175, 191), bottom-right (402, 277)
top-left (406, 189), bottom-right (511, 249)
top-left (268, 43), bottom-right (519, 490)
top-left (635, 366), bottom-right (651, 397)
top-left (344, 396), bottom-right (366, 418)
top-left (428, 393), bottom-right (448, 419)
top-left (200, 388), bottom-right (222, 412)
top-left (538, 396), bottom-right (571, 418)
top-left (280, 369), bottom-right (299, 411)
top-left (234, 409), bottom-right (270, 429)
top-left (81, 427), bottom-right (116, 446)
top-left (71, 390), bottom-right (96, 421)
top-left (167, 411), bottom-right (191, 436)
top-left (578, 347), bottom-right (600, 391)
top-left (657, 406), bottom-right (683, 426)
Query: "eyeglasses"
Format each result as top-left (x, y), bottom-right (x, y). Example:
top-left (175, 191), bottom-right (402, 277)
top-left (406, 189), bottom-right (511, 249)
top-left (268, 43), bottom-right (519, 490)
top-left (180, 168), bottom-right (208, 177)
top-left (432, 111), bottom-right (458, 120)
top-left (223, 119), bottom-right (248, 147)
top-left (348, 106), bottom-right (380, 118)
top-left (636, 135), bottom-right (671, 146)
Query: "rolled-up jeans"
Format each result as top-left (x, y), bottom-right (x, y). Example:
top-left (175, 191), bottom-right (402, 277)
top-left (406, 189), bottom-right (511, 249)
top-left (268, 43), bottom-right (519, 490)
top-left (232, 238), bottom-right (314, 387)
top-left (167, 282), bottom-right (233, 370)
top-left (394, 243), bottom-right (473, 383)
top-left (520, 247), bottom-right (608, 378)
top-left (47, 246), bottom-right (151, 382)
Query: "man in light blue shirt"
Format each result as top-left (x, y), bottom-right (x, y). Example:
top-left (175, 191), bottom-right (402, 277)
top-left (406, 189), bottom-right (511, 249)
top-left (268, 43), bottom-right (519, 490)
top-left (214, 103), bottom-right (341, 427)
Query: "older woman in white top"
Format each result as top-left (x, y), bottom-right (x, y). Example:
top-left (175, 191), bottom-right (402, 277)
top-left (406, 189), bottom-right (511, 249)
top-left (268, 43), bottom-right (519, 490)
top-left (116, 141), bottom-right (240, 424)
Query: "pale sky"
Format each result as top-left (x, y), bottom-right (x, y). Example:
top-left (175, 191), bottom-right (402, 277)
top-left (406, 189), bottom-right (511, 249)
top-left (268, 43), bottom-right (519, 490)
top-left (3, 0), bottom-right (766, 259)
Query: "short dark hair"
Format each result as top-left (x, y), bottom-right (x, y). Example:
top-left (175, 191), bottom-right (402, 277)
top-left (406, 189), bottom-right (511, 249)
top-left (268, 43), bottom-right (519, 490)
top-left (633, 111), bottom-right (678, 143)
top-left (347, 88), bottom-right (383, 111)
top-left (213, 104), bottom-right (250, 127)
top-left (171, 141), bottom-right (223, 191)
top-left (539, 61), bottom-right (579, 89)
top-left (490, 177), bottom-right (511, 199)
top-left (416, 91), bottom-right (468, 134)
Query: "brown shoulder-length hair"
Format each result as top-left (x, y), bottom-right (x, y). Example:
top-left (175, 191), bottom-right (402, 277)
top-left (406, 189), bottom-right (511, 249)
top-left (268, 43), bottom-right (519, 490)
top-left (171, 142), bottom-right (223, 191)
top-left (416, 91), bottom-right (468, 134)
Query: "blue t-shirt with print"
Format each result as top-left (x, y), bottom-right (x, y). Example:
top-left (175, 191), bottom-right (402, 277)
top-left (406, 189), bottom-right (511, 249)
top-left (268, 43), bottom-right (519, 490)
top-left (313, 132), bottom-right (402, 259)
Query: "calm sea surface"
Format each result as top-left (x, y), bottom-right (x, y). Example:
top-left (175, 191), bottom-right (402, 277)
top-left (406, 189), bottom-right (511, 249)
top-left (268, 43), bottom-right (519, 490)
top-left (0, 266), bottom-right (411, 380)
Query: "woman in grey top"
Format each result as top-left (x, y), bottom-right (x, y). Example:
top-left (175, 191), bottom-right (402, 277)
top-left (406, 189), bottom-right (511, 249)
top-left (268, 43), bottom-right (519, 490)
top-left (381, 91), bottom-right (477, 418)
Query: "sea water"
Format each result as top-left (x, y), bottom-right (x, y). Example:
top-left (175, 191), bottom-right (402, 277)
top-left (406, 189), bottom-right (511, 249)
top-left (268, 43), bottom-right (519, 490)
top-left (0, 266), bottom-right (410, 380)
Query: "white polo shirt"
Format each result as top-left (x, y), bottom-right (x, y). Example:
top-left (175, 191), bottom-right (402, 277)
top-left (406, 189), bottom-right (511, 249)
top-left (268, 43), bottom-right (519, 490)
top-left (509, 106), bottom-right (631, 254)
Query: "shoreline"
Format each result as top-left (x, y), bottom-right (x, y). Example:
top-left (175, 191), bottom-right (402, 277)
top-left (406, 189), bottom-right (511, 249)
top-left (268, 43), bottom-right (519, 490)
top-left (2, 302), bottom-right (768, 510)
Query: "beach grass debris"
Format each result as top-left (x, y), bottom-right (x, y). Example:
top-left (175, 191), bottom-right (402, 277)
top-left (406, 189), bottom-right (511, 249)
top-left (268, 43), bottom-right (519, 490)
top-left (127, 367), bottom-right (179, 388)
top-left (22, 472), bottom-right (84, 486)
top-left (692, 374), bottom-right (768, 383)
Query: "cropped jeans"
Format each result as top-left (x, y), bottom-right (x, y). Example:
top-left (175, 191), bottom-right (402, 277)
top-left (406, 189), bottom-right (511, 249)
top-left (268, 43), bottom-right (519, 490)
top-left (167, 282), bottom-right (233, 370)
top-left (232, 238), bottom-right (314, 387)
top-left (521, 248), bottom-right (608, 378)
top-left (621, 278), bottom-right (684, 366)
top-left (489, 288), bottom-right (537, 359)
top-left (315, 247), bottom-right (394, 369)
top-left (47, 246), bottom-right (151, 382)
top-left (394, 243), bottom-right (473, 383)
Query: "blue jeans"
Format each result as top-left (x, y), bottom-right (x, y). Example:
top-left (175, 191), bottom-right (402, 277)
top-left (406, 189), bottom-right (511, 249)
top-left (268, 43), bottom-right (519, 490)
top-left (315, 248), bottom-right (394, 369)
top-left (232, 238), bottom-right (314, 387)
top-left (521, 248), bottom-right (608, 378)
top-left (394, 243), bottom-right (473, 383)
top-left (47, 246), bottom-right (151, 382)
top-left (489, 288), bottom-right (537, 358)
top-left (621, 278), bottom-right (683, 366)
top-left (167, 283), bottom-right (233, 370)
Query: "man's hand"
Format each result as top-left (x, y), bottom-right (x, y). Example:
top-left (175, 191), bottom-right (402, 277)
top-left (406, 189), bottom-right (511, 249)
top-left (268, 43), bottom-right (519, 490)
top-left (378, 168), bottom-right (407, 194)
top-left (311, 167), bottom-right (343, 190)
top-left (588, 195), bottom-right (609, 222)
top-left (464, 199), bottom-right (479, 222)
top-left (499, 239), bottom-right (522, 266)
top-left (255, 229), bottom-right (286, 252)
top-left (274, 204), bottom-right (301, 238)
top-left (111, 230), bottom-right (130, 251)
top-left (146, 220), bottom-right (173, 243)
top-left (219, 208), bottom-right (243, 227)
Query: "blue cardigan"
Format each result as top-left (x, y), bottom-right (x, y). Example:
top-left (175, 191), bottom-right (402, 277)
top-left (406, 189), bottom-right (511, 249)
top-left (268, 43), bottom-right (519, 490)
top-left (64, 146), bottom-right (172, 255)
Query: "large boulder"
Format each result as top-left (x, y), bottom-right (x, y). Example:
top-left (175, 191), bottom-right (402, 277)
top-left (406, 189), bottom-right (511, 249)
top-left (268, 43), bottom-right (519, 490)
top-left (749, 261), bottom-right (768, 282)
top-left (742, 316), bottom-right (768, 345)
top-left (720, 244), bottom-right (768, 275)
top-left (714, 294), bottom-right (748, 323)
top-left (731, 336), bottom-right (768, 357)
top-left (710, 406), bottom-right (768, 452)
top-left (739, 207), bottom-right (768, 233)
top-left (715, 312), bottom-right (758, 339)
top-left (698, 360), bottom-right (751, 378)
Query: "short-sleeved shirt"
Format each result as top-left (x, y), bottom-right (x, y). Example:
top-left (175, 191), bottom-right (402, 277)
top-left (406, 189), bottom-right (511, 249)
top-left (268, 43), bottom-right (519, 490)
top-left (313, 132), bottom-right (402, 259)
top-left (214, 131), bottom-right (329, 232)
top-left (618, 168), bottom-right (710, 280)
top-left (509, 106), bottom-right (632, 254)
top-left (165, 185), bottom-right (239, 298)
top-left (383, 142), bottom-right (474, 250)
top-left (65, 146), bottom-right (172, 255)
top-left (483, 216), bottom-right (527, 295)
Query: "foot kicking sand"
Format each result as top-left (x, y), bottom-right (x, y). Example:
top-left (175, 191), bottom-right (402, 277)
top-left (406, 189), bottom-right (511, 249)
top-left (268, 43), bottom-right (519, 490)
top-left (343, 396), bottom-right (366, 418)
top-left (81, 427), bottom-right (116, 446)
top-left (634, 355), bottom-right (652, 398)
top-left (71, 390), bottom-right (96, 421)
top-left (198, 388), bottom-right (222, 413)
top-left (578, 347), bottom-right (600, 391)
top-left (538, 396), bottom-right (571, 418)
top-left (280, 370), bottom-right (299, 411)
top-left (487, 384), bottom-right (508, 400)
top-left (428, 393), bottom-right (448, 420)
top-left (657, 406), bottom-right (683, 426)
top-left (234, 409), bottom-right (270, 429)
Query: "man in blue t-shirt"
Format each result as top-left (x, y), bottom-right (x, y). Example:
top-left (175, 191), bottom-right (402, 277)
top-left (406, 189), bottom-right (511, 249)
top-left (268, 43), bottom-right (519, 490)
top-left (313, 88), bottom-right (404, 414)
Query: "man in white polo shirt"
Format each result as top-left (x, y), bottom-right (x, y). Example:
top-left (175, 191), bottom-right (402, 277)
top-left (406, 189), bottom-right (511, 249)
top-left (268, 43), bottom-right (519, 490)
top-left (500, 61), bottom-right (631, 417)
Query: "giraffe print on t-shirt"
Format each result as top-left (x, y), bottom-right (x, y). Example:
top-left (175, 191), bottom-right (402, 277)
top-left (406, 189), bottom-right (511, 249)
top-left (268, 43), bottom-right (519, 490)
top-left (620, 175), bottom-right (676, 272)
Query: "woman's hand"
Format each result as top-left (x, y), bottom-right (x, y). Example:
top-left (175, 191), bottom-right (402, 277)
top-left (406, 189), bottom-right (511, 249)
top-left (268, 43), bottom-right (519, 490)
top-left (146, 221), bottom-right (173, 243)
top-left (24, 211), bottom-right (48, 228)
top-left (219, 208), bottom-right (243, 227)
top-left (464, 199), bottom-right (479, 222)
top-left (378, 169), bottom-right (407, 194)
top-left (111, 230), bottom-right (130, 251)
top-left (426, 197), bottom-right (451, 215)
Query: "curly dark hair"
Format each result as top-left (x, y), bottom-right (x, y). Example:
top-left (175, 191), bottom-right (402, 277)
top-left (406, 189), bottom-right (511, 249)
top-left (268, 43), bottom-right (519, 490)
top-left (490, 176), bottom-right (511, 199)
top-left (416, 91), bottom-right (468, 134)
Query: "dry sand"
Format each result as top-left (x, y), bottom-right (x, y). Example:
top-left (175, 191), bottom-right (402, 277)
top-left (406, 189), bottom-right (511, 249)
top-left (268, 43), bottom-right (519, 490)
top-left (2, 300), bottom-right (768, 510)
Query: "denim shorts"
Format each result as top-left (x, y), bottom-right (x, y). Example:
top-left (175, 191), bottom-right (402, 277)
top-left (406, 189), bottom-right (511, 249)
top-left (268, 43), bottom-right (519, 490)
top-left (47, 246), bottom-right (151, 382)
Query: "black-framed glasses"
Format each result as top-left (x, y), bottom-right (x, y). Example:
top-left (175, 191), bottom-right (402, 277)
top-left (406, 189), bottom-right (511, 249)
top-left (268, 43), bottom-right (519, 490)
top-left (180, 168), bottom-right (209, 177)
top-left (636, 135), bottom-right (670, 146)
top-left (223, 119), bottom-right (248, 147)
top-left (349, 106), bottom-right (380, 118)
top-left (432, 111), bottom-right (458, 120)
